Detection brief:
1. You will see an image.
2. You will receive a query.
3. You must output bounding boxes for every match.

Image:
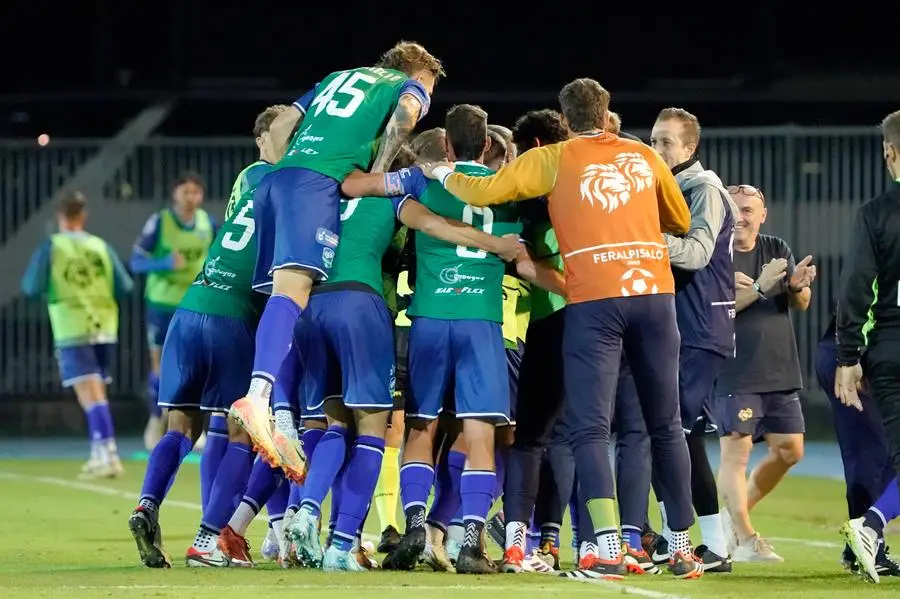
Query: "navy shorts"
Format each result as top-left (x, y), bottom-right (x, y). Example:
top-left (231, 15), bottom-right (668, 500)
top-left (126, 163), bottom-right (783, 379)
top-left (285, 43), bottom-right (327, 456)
top-left (56, 343), bottom-right (115, 387)
top-left (408, 318), bottom-right (509, 422)
top-left (252, 167), bottom-right (341, 292)
top-left (679, 347), bottom-right (725, 434)
top-left (504, 340), bottom-right (525, 426)
top-left (714, 391), bottom-right (806, 437)
top-left (299, 290), bottom-right (395, 413)
top-left (273, 332), bottom-right (325, 422)
top-left (157, 309), bottom-right (256, 412)
top-left (146, 306), bottom-right (176, 349)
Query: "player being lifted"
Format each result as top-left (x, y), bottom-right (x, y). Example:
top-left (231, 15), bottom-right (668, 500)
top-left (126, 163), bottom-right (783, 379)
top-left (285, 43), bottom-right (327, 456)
top-left (128, 106), bottom-right (286, 568)
top-left (342, 104), bottom-right (564, 574)
top-left (230, 42), bottom-right (443, 484)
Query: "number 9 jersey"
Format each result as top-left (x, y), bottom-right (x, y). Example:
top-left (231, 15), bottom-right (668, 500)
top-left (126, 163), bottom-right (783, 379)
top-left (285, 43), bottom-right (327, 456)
top-left (406, 161), bottom-right (522, 323)
top-left (178, 160), bottom-right (273, 323)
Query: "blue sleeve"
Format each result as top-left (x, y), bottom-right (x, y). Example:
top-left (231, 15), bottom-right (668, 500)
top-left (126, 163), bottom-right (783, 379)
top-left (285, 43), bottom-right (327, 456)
top-left (399, 79), bottom-right (430, 121)
top-left (21, 240), bottom-right (52, 297)
top-left (399, 166), bottom-right (429, 198)
top-left (107, 244), bottom-right (134, 298)
top-left (130, 252), bottom-right (175, 273)
top-left (292, 84), bottom-right (318, 114)
top-left (130, 212), bottom-right (175, 273)
top-left (391, 195), bottom-right (413, 220)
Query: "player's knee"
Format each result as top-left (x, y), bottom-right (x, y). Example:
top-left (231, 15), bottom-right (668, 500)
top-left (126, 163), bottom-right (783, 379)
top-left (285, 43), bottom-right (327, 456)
top-left (720, 434), bottom-right (752, 468)
top-left (271, 268), bottom-right (315, 307)
top-left (167, 409), bottom-right (201, 439)
top-left (772, 437), bottom-right (804, 467)
top-left (302, 418), bottom-right (327, 431)
top-left (226, 418), bottom-right (252, 444)
top-left (495, 425), bottom-right (515, 448)
top-left (324, 399), bottom-right (353, 428)
top-left (354, 408), bottom-right (390, 438)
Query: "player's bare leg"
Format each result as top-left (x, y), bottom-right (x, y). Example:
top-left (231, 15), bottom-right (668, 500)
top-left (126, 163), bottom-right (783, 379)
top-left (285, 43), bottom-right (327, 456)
top-left (74, 376), bottom-right (123, 479)
top-left (747, 433), bottom-right (804, 510)
top-left (718, 433), bottom-right (783, 562)
top-left (231, 268), bottom-right (313, 469)
top-left (383, 418), bottom-right (439, 570)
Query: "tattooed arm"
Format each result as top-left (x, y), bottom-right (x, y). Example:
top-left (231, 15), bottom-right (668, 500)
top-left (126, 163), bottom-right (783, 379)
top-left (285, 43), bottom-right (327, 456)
top-left (370, 93), bottom-right (424, 173)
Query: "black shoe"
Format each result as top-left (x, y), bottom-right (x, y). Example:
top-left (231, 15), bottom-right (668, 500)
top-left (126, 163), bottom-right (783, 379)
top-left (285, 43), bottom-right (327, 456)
top-left (696, 544), bottom-right (732, 573)
top-left (128, 506), bottom-right (171, 568)
top-left (377, 525), bottom-right (402, 554)
top-left (841, 543), bottom-right (858, 572)
top-left (381, 527), bottom-right (425, 571)
top-left (646, 533), bottom-right (670, 566)
top-left (876, 542), bottom-right (900, 577)
top-left (455, 545), bottom-right (498, 574)
top-left (485, 512), bottom-right (505, 550)
top-left (561, 556), bottom-right (627, 580)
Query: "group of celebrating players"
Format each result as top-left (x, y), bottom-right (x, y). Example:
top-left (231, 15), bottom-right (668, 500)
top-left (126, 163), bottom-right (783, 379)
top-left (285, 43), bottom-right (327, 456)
top-left (98, 39), bottom-right (827, 583)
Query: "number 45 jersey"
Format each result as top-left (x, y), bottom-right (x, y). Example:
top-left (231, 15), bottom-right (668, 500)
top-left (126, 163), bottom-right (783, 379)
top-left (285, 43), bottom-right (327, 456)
top-left (179, 161), bottom-right (273, 323)
top-left (279, 67), bottom-right (430, 182)
top-left (407, 161), bottom-right (522, 323)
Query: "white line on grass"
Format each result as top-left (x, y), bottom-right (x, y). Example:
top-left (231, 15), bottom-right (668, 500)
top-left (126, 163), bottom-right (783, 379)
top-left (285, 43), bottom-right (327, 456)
top-left (770, 537), bottom-right (842, 549)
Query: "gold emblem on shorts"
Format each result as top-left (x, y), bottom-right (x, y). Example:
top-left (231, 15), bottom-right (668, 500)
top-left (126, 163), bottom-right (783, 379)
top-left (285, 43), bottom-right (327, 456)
top-left (738, 408), bottom-right (753, 422)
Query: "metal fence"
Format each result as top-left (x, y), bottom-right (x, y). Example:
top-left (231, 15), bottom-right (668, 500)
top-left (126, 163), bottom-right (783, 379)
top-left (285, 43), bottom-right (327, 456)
top-left (0, 127), bottom-right (892, 404)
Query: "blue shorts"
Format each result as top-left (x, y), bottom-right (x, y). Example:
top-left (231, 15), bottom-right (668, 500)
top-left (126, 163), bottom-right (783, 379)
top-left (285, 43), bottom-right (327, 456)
top-left (252, 167), bottom-right (341, 292)
top-left (273, 333), bottom-right (326, 422)
top-left (504, 340), bottom-right (525, 426)
top-left (298, 289), bottom-right (395, 413)
top-left (157, 309), bottom-right (256, 412)
top-left (56, 343), bottom-right (115, 387)
top-left (679, 346), bottom-right (725, 434)
top-left (407, 318), bottom-right (509, 422)
top-left (146, 306), bottom-right (176, 349)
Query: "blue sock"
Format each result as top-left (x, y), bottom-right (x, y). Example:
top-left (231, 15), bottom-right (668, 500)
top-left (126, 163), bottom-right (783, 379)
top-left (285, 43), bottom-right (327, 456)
top-left (299, 425), bottom-right (349, 518)
top-left (139, 430), bottom-right (193, 507)
top-left (88, 400), bottom-right (116, 443)
top-left (865, 477), bottom-right (900, 535)
top-left (242, 458), bottom-right (285, 512)
top-left (400, 462), bottom-right (434, 530)
top-left (266, 473), bottom-right (290, 520)
top-left (461, 469), bottom-right (496, 548)
top-left (427, 450), bottom-right (465, 528)
top-left (146, 372), bottom-right (162, 418)
top-left (449, 506), bottom-right (464, 530)
top-left (328, 460), bottom-right (350, 546)
top-left (251, 294), bottom-right (301, 384)
top-left (288, 482), bottom-right (303, 512)
top-left (302, 427), bottom-right (326, 463)
top-left (84, 403), bottom-right (106, 445)
top-left (540, 523), bottom-right (561, 548)
top-left (622, 525), bottom-right (642, 549)
top-left (201, 442), bottom-right (254, 532)
top-left (201, 414), bottom-right (229, 512)
top-left (333, 436), bottom-right (385, 552)
top-left (493, 448), bottom-right (507, 502)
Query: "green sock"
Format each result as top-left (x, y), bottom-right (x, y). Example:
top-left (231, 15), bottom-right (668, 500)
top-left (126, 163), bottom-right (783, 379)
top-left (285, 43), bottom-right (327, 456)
top-left (586, 497), bottom-right (618, 532)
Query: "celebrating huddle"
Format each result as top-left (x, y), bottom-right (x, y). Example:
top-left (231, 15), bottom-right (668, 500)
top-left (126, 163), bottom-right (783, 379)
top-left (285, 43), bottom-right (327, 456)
top-left (122, 40), bottom-right (829, 583)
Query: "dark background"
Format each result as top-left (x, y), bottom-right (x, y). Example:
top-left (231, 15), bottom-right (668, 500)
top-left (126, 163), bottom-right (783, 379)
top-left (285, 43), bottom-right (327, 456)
top-left (1, 4), bottom-right (897, 137)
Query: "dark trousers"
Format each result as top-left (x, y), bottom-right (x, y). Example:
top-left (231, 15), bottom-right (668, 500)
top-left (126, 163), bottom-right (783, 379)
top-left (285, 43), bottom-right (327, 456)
top-left (503, 309), bottom-right (566, 523)
top-left (816, 337), bottom-right (894, 518)
top-left (612, 358), bottom-right (651, 532)
top-left (565, 295), bottom-right (694, 532)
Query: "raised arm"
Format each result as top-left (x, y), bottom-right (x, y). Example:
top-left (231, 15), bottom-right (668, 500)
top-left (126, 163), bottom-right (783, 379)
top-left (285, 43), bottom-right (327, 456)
top-left (270, 89), bottom-right (312, 161)
top-left (431, 144), bottom-right (562, 208)
top-left (370, 82), bottom-right (430, 173)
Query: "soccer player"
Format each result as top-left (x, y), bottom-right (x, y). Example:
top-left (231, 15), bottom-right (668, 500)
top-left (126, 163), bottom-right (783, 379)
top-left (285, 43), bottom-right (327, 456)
top-left (130, 171), bottom-right (215, 451)
top-left (21, 192), bottom-right (132, 479)
top-left (418, 79), bottom-right (703, 579)
top-left (288, 141), bottom-right (522, 572)
top-left (230, 42), bottom-right (443, 480)
top-left (128, 106), bottom-right (285, 568)
top-left (816, 309), bottom-right (900, 577)
top-left (643, 107), bottom-right (736, 571)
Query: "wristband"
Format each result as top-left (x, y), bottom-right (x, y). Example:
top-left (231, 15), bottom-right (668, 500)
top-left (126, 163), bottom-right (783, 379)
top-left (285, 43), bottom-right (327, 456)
top-left (432, 165), bottom-right (454, 187)
top-left (752, 281), bottom-right (767, 300)
top-left (383, 171), bottom-right (405, 197)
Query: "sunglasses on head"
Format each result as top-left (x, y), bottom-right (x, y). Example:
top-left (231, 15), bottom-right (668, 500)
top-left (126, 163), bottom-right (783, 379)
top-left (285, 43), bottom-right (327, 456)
top-left (727, 184), bottom-right (766, 204)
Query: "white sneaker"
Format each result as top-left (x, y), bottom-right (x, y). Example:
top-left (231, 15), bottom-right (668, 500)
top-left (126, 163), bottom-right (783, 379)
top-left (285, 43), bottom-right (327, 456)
top-left (732, 534), bottom-right (784, 563)
top-left (841, 517), bottom-right (880, 583)
top-left (261, 528), bottom-right (279, 561)
top-left (521, 553), bottom-right (554, 573)
top-left (279, 509), bottom-right (298, 567)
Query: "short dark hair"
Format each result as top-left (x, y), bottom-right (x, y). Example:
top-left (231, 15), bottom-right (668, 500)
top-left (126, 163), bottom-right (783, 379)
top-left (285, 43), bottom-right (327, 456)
top-left (390, 144), bottom-right (417, 171)
top-left (376, 41), bottom-right (445, 82)
top-left (882, 109), bottom-right (900, 148)
top-left (512, 109), bottom-right (569, 152)
top-left (254, 104), bottom-right (289, 137)
top-left (558, 78), bottom-right (610, 133)
top-left (57, 191), bottom-right (87, 219)
top-left (445, 104), bottom-right (488, 161)
top-left (172, 170), bottom-right (205, 191)
top-left (410, 127), bottom-right (448, 162)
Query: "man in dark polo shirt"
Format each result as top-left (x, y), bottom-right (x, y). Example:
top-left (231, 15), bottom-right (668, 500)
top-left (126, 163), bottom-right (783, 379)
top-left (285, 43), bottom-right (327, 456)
top-left (715, 184), bottom-right (817, 563)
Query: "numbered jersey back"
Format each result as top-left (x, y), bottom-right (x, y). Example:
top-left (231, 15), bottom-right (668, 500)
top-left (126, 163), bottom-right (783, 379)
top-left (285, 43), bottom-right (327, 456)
top-left (281, 67), bottom-right (411, 182)
top-left (180, 161), bottom-right (272, 319)
top-left (407, 162), bottom-right (521, 323)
